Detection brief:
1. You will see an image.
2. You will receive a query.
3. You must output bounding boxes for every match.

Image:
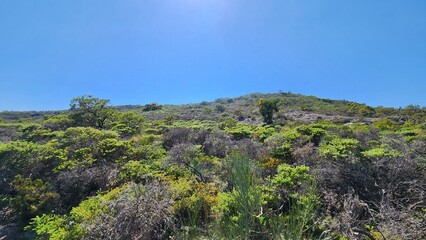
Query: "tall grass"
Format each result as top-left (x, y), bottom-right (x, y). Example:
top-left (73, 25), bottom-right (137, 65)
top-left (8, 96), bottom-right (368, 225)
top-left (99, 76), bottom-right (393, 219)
top-left (210, 153), bottom-right (320, 240)
top-left (272, 182), bottom-right (318, 240)
top-left (214, 153), bottom-right (263, 239)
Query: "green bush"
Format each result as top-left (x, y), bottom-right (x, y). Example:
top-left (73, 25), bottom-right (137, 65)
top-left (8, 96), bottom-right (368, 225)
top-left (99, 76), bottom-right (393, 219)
top-left (0, 140), bottom-right (65, 175)
top-left (43, 114), bottom-right (74, 131)
top-left (119, 160), bottom-right (157, 183)
top-left (225, 123), bottom-right (253, 140)
top-left (269, 164), bottom-right (311, 192)
top-left (96, 138), bottom-right (131, 163)
top-left (320, 138), bottom-right (360, 160)
top-left (373, 119), bottom-right (398, 131)
top-left (361, 146), bottom-right (402, 159)
top-left (55, 127), bottom-right (122, 170)
top-left (28, 186), bottom-right (124, 239)
top-left (12, 175), bottom-right (59, 220)
top-left (108, 111), bottom-right (145, 136)
top-left (27, 214), bottom-right (83, 240)
top-left (264, 133), bottom-right (294, 161)
top-left (253, 125), bottom-right (276, 142)
top-left (172, 179), bottom-right (219, 237)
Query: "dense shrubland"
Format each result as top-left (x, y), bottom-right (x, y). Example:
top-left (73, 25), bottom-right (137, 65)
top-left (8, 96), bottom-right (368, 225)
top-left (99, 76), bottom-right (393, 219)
top-left (0, 93), bottom-right (425, 239)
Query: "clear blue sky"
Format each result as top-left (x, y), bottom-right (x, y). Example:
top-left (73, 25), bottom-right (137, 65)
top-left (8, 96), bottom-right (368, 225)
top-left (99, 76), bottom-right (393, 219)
top-left (1, 0), bottom-right (425, 111)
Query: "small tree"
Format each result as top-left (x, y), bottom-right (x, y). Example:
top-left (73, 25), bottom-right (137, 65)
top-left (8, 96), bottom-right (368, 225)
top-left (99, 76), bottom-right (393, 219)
top-left (258, 99), bottom-right (279, 124)
top-left (70, 95), bottom-right (114, 129)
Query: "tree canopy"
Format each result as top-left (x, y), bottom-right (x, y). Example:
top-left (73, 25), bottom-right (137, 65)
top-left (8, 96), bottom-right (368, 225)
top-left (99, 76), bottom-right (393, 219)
top-left (258, 98), bottom-right (279, 124)
top-left (70, 95), bottom-right (114, 129)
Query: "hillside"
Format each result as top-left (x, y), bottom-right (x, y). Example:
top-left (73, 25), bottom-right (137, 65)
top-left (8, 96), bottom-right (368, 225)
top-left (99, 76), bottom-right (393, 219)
top-left (2, 92), bottom-right (424, 123)
top-left (0, 92), bottom-right (425, 239)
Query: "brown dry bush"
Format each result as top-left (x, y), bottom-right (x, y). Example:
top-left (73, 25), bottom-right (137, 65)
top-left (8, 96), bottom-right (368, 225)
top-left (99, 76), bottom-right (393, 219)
top-left (163, 127), bottom-right (208, 150)
top-left (201, 130), bottom-right (232, 158)
top-left (56, 164), bottom-right (118, 209)
top-left (83, 181), bottom-right (174, 240)
top-left (315, 151), bottom-right (426, 239)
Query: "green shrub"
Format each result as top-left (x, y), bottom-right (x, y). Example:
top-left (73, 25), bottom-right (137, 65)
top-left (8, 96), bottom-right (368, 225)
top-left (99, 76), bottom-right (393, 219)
top-left (43, 114), bottom-right (74, 131)
top-left (296, 124), bottom-right (326, 145)
top-left (27, 186), bottom-right (124, 239)
top-left (27, 214), bottom-right (83, 240)
top-left (219, 118), bottom-right (238, 129)
top-left (361, 146), bottom-right (402, 158)
top-left (373, 119), bottom-right (398, 131)
top-left (0, 140), bottom-right (65, 176)
top-left (172, 179), bottom-right (219, 237)
top-left (12, 175), bottom-right (59, 220)
top-left (269, 164), bottom-right (311, 192)
top-left (225, 123), bottom-right (253, 140)
top-left (108, 111), bottom-right (145, 136)
top-left (59, 127), bottom-right (118, 149)
top-left (320, 138), bottom-right (360, 160)
top-left (119, 160), bottom-right (157, 183)
top-left (130, 142), bottom-right (167, 161)
top-left (55, 127), bottom-right (122, 170)
top-left (96, 138), bottom-right (131, 163)
top-left (253, 125), bottom-right (276, 142)
top-left (264, 133), bottom-right (293, 161)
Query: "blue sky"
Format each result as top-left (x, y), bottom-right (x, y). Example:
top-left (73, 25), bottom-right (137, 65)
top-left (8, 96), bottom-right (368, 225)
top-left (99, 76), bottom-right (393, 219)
top-left (1, 0), bottom-right (425, 111)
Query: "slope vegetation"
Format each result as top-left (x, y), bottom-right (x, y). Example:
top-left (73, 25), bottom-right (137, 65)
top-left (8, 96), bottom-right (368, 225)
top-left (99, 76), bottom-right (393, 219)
top-left (0, 93), bottom-right (425, 239)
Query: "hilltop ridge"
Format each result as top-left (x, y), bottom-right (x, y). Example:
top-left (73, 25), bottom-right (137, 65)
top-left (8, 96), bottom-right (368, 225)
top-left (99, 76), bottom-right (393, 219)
top-left (2, 92), bottom-right (424, 124)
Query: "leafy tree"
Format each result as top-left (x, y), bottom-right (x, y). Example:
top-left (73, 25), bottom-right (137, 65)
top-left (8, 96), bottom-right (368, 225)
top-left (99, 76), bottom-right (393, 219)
top-left (142, 103), bottom-right (162, 112)
top-left (258, 99), bottom-right (279, 124)
top-left (70, 95), bottom-right (114, 129)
